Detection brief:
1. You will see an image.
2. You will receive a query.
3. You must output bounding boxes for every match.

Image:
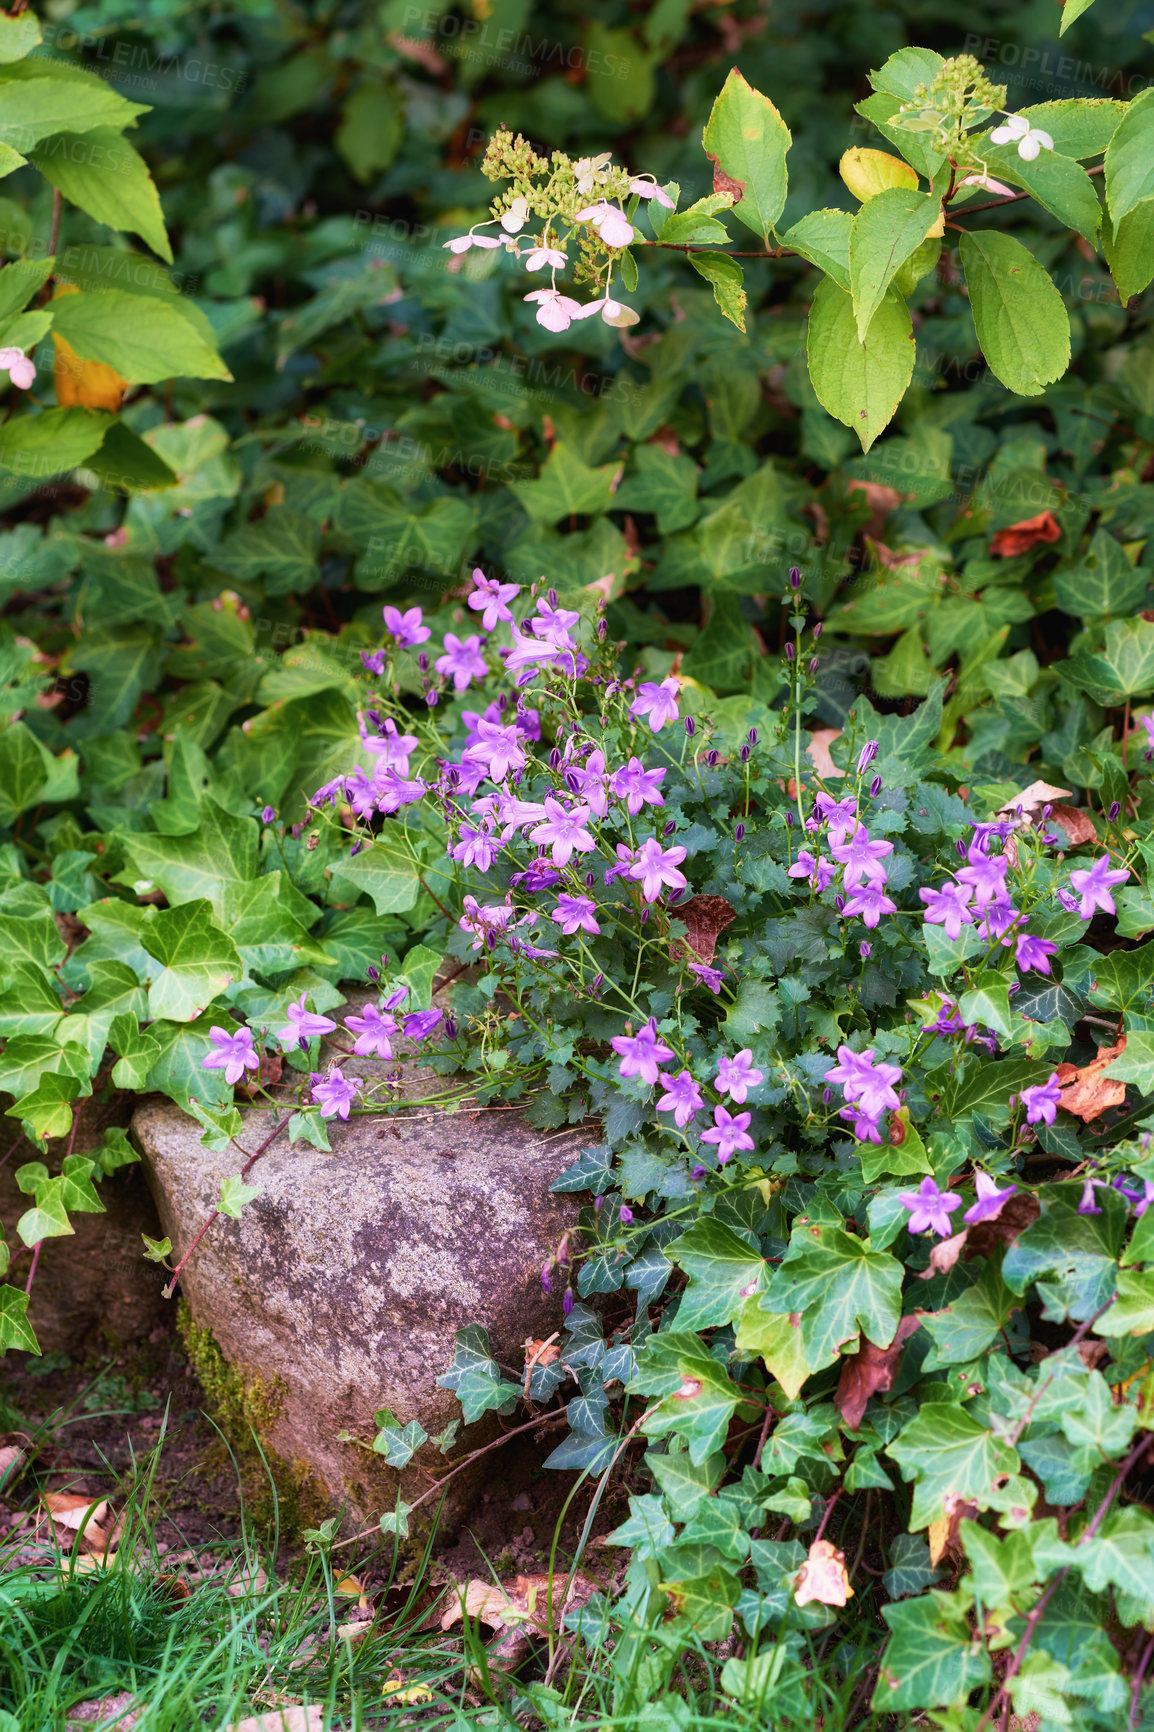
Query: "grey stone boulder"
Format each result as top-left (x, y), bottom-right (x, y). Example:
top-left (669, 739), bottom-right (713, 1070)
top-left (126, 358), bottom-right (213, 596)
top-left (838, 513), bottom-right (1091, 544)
top-left (131, 1036), bottom-right (590, 1529)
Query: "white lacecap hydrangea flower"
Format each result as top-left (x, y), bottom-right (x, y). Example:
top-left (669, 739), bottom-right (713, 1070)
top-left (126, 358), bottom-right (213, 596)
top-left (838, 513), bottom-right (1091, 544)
top-left (989, 112), bottom-right (1053, 161)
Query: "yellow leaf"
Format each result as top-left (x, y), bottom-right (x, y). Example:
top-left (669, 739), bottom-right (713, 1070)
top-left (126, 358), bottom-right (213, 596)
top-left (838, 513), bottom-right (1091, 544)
top-left (839, 148), bottom-right (945, 237)
top-left (735, 1296), bottom-right (815, 1398)
top-left (53, 285), bottom-right (127, 411)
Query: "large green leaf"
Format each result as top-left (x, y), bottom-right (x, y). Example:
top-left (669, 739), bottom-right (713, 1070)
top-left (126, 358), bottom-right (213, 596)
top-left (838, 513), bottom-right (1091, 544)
top-left (667, 1220), bottom-right (764, 1331)
top-left (29, 129), bottom-right (171, 262)
top-left (1053, 529), bottom-right (1146, 619)
top-left (1103, 199), bottom-right (1154, 305)
top-left (328, 833), bottom-right (421, 915)
top-left (0, 1284), bottom-right (38, 1354)
top-left (701, 67), bottom-right (790, 243)
top-left (806, 278), bottom-right (913, 453)
top-left (0, 64), bottom-right (149, 151)
top-left (1105, 88), bottom-right (1154, 224)
top-left (873, 1592), bottom-right (992, 1711)
top-left (509, 442), bottom-right (617, 526)
top-left (959, 231), bottom-right (1070, 397)
top-left (761, 1223), bottom-right (903, 1368)
top-left (1002, 1187), bottom-right (1126, 1322)
top-left (1065, 617), bottom-right (1154, 704)
top-left (781, 208), bottom-right (851, 289)
top-left (0, 407), bottom-right (112, 477)
top-left (140, 900), bottom-right (243, 1022)
top-left (888, 1404), bottom-right (1019, 1530)
top-left (119, 797), bottom-right (259, 913)
top-left (214, 508), bottom-right (321, 595)
top-left (51, 289), bottom-right (231, 384)
top-left (849, 188), bottom-right (937, 340)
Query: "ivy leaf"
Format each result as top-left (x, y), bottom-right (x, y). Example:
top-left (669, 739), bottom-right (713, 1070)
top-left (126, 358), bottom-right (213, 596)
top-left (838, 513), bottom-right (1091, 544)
top-left (1002, 1186), bottom-right (1125, 1322)
top-left (872, 1590), bottom-right (992, 1710)
top-left (806, 278), bottom-right (913, 453)
top-left (6, 1073), bottom-right (84, 1146)
top-left (1065, 617), bottom-right (1154, 705)
top-left (734, 1298), bottom-right (813, 1400)
top-left (849, 188), bottom-right (937, 341)
top-left (0, 1285), bottom-right (38, 1354)
top-left (959, 231), bottom-right (1071, 398)
top-left (701, 67), bottom-right (790, 243)
top-left (187, 1099), bottom-right (243, 1154)
top-left (666, 1219), bottom-right (764, 1331)
top-left (215, 507), bottom-right (321, 596)
top-left (372, 1407), bottom-right (428, 1468)
top-left (887, 1404), bottom-right (1020, 1530)
top-left (436, 1323), bottom-right (521, 1424)
top-left (947, 1057), bottom-right (1052, 1125)
top-left (141, 900), bottom-right (243, 1022)
top-left (1053, 528), bottom-right (1147, 621)
top-left (920, 1262), bottom-right (1021, 1369)
top-left (328, 834), bottom-right (421, 916)
top-left (509, 443), bottom-right (617, 526)
top-left (760, 1224), bottom-right (903, 1369)
top-left (60, 1155), bottom-right (104, 1215)
top-left (16, 1174), bottom-right (75, 1245)
top-left (631, 1333), bottom-right (743, 1465)
top-left (217, 1174), bottom-right (262, 1219)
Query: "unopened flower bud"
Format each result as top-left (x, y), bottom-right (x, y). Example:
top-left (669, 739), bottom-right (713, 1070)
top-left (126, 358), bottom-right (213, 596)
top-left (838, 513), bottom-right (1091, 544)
top-left (445, 1016), bottom-right (457, 1038)
top-left (685, 715), bottom-right (695, 736)
top-left (563, 1287), bottom-right (574, 1315)
top-left (565, 769), bottom-right (580, 793)
top-left (860, 941), bottom-right (871, 958)
top-left (640, 907), bottom-right (650, 924)
top-left (809, 658), bottom-right (820, 674)
top-left (748, 728), bottom-right (758, 745)
top-left (548, 588), bottom-right (558, 607)
top-left (549, 747), bottom-right (561, 770)
top-left (541, 1261), bottom-right (553, 1293)
top-left (619, 1205), bottom-right (634, 1224)
top-left (668, 887), bottom-right (683, 903)
top-left (261, 805), bottom-right (276, 824)
top-left (594, 1194), bottom-right (604, 1210)
top-left (835, 894), bottom-right (845, 913)
top-left (740, 744), bottom-right (750, 763)
top-left (426, 690), bottom-right (438, 707)
top-left (789, 566), bottom-right (801, 590)
top-left (586, 871), bottom-right (595, 887)
top-left (870, 775), bottom-right (882, 796)
top-left (857, 740), bottom-right (879, 774)
top-left (418, 652), bottom-right (428, 673)
top-left (956, 838), bottom-right (966, 859)
top-left (691, 1164), bottom-right (706, 1180)
top-left (350, 840), bottom-right (362, 856)
top-left (367, 964), bottom-right (379, 982)
top-left (785, 642), bottom-right (795, 661)
top-left (822, 1087), bottom-right (832, 1104)
top-left (597, 617), bottom-right (607, 640)
top-left (591, 972), bottom-right (604, 997)
top-left (735, 822), bottom-right (745, 841)
top-left (813, 622), bottom-right (823, 640)
top-left (1109, 800), bottom-right (1121, 821)
top-left (664, 819), bottom-right (676, 836)
top-left (706, 749), bottom-right (719, 767)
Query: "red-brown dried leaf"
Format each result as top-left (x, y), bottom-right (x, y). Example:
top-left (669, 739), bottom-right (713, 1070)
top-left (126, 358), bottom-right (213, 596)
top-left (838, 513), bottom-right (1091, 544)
top-left (669, 895), bottom-right (736, 965)
top-left (835, 1315), bottom-right (922, 1432)
top-left (1056, 1038), bottom-right (1127, 1123)
top-left (990, 511), bottom-right (1061, 556)
top-left (964, 1191), bottom-right (1041, 1258)
top-left (706, 154), bottom-right (745, 203)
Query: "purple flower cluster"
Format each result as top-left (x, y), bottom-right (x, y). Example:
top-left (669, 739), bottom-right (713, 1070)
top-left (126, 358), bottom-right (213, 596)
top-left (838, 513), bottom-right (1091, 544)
top-left (789, 791), bottom-right (895, 928)
top-left (823, 1044), bottom-right (902, 1143)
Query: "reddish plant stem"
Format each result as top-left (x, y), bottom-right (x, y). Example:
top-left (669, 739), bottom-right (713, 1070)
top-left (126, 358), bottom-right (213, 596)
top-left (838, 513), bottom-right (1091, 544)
top-left (162, 1115), bottom-right (291, 1299)
top-left (975, 1433), bottom-right (1153, 1731)
top-left (24, 1240), bottom-right (41, 1296)
top-left (1131, 1631), bottom-right (1154, 1729)
top-left (814, 1488), bottom-right (842, 1544)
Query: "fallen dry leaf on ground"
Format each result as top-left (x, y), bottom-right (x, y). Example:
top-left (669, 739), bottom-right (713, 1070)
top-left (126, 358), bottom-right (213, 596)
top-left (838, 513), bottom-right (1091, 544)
top-left (63, 1692), bottom-right (140, 1729)
top-left (441, 1570), bottom-right (598, 1635)
top-left (846, 479), bottom-right (905, 536)
top-left (668, 894), bottom-right (736, 965)
top-left (522, 1335), bottom-right (561, 1398)
top-left (1056, 1038), bottom-right (1127, 1122)
top-left (227, 1560), bottom-right (269, 1597)
top-left (227, 1708), bottom-right (324, 1732)
top-left (381, 1672), bottom-right (433, 1705)
top-left (835, 1316), bottom-right (922, 1432)
top-left (0, 1444), bottom-right (26, 1486)
top-left (42, 1493), bottom-right (120, 1558)
top-left (964, 1191), bottom-right (1040, 1259)
top-left (806, 729), bottom-right (843, 780)
top-left (990, 512), bottom-right (1061, 556)
top-left (794, 1539), bottom-right (853, 1607)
